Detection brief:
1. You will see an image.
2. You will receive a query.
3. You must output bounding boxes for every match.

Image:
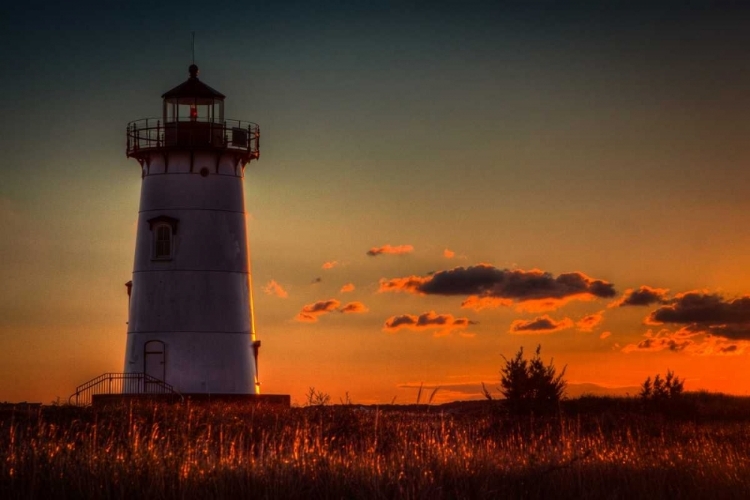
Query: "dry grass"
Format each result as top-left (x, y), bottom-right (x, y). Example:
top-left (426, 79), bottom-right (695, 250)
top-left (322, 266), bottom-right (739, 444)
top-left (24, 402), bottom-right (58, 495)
top-left (1, 395), bottom-right (750, 499)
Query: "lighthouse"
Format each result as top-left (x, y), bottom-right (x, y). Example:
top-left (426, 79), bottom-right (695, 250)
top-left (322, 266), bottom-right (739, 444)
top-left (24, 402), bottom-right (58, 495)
top-left (124, 64), bottom-right (261, 395)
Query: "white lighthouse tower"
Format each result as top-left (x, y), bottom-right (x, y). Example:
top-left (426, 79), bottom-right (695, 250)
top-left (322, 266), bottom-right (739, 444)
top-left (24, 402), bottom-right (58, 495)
top-left (124, 64), bottom-right (261, 395)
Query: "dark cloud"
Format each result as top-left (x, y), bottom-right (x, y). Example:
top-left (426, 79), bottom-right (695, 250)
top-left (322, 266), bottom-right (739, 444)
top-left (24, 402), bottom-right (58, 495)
top-left (611, 286), bottom-right (669, 307)
top-left (340, 302), bottom-right (369, 314)
top-left (622, 328), bottom-right (696, 353)
top-left (379, 265), bottom-right (615, 311)
top-left (637, 337), bottom-right (690, 352)
top-left (509, 315), bottom-right (573, 334)
top-left (648, 292), bottom-right (750, 340)
top-left (383, 311), bottom-right (476, 335)
top-left (311, 277), bottom-right (322, 284)
top-left (296, 299), bottom-right (340, 322)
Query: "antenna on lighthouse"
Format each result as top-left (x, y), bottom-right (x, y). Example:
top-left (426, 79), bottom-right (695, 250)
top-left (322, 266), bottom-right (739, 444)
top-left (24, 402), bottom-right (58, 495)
top-left (191, 32), bottom-right (195, 64)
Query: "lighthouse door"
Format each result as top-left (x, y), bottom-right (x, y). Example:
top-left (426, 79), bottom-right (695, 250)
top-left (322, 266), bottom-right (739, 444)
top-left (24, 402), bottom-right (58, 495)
top-left (143, 340), bottom-right (166, 391)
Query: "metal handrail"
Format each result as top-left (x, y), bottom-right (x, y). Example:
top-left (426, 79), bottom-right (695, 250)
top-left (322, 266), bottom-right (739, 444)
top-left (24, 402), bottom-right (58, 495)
top-left (126, 117), bottom-right (260, 161)
top-left (68, 372), bottom-right (182, 406)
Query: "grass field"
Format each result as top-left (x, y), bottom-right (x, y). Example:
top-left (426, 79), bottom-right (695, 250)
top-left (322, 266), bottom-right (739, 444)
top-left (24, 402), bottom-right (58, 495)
top-left (1, 393), bottom-right (750, 499)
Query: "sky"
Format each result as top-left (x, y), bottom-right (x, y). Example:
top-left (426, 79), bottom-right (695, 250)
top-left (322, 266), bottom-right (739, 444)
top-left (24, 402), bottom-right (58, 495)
top-left (2, 1), bottom-right (750, 405)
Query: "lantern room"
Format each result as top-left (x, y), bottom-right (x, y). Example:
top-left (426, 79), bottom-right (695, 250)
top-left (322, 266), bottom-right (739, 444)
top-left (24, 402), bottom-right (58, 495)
top-left (126, 64), bottom-right (260, 166)
top-left (162, 64), bottom-right (225, 123)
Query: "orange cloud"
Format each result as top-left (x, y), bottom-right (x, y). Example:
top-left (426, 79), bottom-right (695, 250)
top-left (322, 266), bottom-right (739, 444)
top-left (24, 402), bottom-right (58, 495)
top-left (296, 299), bottom-right (341, 323)
top-left (622, 328), bottom-right (750, 356)
top-left (322, 261), bottom-right (338, 270)
top-left (509, 315), bottom-right (574, 334)
top-left (600, 331), bottom-right (612, 339)
top-left (443, 249), bottom-right (455, 258)
top-left (515, 294), bottom-right (596, 313)
top-left (378, 276), bottom-right (429, 293)
top-left (263, 280), bottom-right (288, 298)
top-left (340, 302), bottom-right (369, 314)
top-left (340, 283), bottom-right (355, 293)
top-left (367, 244), bottom-right (414, 256)
top-left (383, 311), bottom-right (476, 337)
top-left (461, 296), bottom-right (513, 311)
top-left (577, 310), bottom-right (605, 332)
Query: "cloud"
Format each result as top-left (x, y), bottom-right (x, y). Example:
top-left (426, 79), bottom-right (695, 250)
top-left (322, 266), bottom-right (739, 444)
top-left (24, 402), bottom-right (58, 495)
top-left (443, 249), bottom-right (455, 259)
top-left (262, 280), bottom-right (288, 298)
top-left (514, 295), bottom-right (597, 313)
top-left (646, 291), bottom-right (750, 340)
top-left (383, 311), bottom-right (476, 336)
top-left (600, 331), bottom-right (612, 339)
top-left (461, 296), bottom-right (514, 311)
top-left (509, 315), bottom-right (574, 334)
top-left (378, 276), bottom-right (429, 293)
top-left (340, 302), bottom-right (369, 314)
top-left (609, 286), bottom-right (669, 308)
top-left (311, 277), bottom-right (322, 284)
top-left (296, 299), bottom-right (340, 322)
top-left (340, 283), bottom-right (355, 293)
top-left (380, 265), bottom-right (615, 311)
top-left (367, 244), bottom-right (414, 256)
top-left (577, 310), bottom-right (604, 332)
top-left (621, 328), bottom-right (749, 356)
top-left (322, 261), bottom-right (338, 270)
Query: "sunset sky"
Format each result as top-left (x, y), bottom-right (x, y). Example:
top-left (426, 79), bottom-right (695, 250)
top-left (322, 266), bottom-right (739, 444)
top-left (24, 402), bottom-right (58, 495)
top-left (2, 1), bottom-right (750, 405)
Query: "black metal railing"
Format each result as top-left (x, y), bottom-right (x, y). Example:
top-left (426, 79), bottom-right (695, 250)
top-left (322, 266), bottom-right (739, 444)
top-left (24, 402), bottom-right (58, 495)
top-left (126, 118), bottom-right (259, 161)
top-left (68, 372), bottom-right (181, 406)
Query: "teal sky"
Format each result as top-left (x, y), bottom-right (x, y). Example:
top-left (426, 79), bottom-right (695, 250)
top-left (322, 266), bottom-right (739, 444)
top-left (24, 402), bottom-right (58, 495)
top-left (2, 1), bottom-right (750, 404)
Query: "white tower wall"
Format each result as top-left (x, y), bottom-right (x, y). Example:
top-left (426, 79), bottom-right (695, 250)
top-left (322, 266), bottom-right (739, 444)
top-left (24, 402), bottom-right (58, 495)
top-left (124, 150), bottom-right (258, 394)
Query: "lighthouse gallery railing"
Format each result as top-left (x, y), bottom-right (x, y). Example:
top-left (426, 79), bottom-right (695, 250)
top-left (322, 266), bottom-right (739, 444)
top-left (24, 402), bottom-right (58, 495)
top-left (68, 372), bottom-right (181, 406)
top-left (126, 118), bottom-right (259, 161)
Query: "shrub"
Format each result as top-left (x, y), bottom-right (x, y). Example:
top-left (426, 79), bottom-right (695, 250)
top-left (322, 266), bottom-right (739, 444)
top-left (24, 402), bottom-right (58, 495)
top-left (305, 387), bottom-right (331, 406)
top-left (640, 370), bottom-right (684, 401)
top-left (496, 345), bottom-right (567, 411)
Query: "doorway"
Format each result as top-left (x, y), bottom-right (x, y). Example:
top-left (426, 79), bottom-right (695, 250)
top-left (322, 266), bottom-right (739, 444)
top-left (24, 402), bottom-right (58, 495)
top-left (143, 340), bottom-right (166, 392)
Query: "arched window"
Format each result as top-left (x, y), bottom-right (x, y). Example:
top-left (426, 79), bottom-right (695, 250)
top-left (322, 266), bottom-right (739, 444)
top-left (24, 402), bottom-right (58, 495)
top-left (147, 216), bottom-right (179, 260)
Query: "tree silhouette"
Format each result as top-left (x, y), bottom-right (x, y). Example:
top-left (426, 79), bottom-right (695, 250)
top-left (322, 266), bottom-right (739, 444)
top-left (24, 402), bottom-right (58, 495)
top-left (498, 345), bottom-right (567, 411)
top-left (640, 370), bottom-right (684, 402)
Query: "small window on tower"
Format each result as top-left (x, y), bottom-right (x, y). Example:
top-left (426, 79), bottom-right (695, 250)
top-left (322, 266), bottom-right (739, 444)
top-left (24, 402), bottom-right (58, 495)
top-left (154, 224), bottom-right (172, 259)
top-left (147, 216), bottom-right (179, 261)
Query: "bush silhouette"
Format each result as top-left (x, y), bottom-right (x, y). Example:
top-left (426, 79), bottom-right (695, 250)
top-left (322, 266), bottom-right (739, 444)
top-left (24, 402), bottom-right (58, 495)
top-left (640, 370), bottom-right (684, 401)
top-left (496, 345), bottom-right (567, 412)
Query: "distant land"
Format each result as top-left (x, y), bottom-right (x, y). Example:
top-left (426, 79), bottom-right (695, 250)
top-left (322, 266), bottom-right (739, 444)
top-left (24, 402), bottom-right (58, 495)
top-left (565, 383), bottom-right (641, 399)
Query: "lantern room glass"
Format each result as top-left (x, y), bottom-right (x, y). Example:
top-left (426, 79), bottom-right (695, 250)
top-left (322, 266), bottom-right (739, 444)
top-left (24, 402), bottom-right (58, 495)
top-left (163, 97), bottom-right (224, 124)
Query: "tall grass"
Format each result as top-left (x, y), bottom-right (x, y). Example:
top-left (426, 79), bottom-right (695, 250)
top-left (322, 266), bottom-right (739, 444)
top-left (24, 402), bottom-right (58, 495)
top-left (1, 397), bottom-right (750, 499)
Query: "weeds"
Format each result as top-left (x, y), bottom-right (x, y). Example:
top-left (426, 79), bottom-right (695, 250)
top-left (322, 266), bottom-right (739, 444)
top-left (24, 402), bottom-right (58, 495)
top-left (1, 395), bottom-right (749, 499)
